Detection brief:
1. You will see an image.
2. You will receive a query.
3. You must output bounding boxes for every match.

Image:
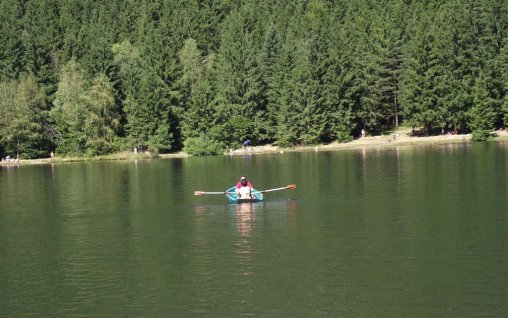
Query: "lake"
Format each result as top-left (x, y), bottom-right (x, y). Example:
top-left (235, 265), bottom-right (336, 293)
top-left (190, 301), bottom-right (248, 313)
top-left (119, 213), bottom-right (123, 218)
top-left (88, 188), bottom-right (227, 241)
top-left (1, 142), bottom-right (507, 317)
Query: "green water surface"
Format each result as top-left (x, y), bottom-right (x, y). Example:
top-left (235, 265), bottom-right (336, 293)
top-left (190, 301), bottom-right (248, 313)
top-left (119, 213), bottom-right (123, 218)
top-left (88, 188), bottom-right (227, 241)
top-left (1, 142), bottom-right (507, 317)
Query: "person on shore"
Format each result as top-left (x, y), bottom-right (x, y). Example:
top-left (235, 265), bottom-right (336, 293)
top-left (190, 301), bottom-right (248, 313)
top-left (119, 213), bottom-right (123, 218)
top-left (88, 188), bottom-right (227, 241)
top-left (236, 176), bottom-right (253, 199)
top-left (242, 139), bottom-right (251, 150)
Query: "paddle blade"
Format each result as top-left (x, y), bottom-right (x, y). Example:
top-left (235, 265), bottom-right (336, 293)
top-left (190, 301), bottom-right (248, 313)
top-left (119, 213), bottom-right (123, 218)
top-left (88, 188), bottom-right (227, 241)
top-left (287, 184), bottom-right (297, 190)
top-left (194, 191), bottom-right (205, 196)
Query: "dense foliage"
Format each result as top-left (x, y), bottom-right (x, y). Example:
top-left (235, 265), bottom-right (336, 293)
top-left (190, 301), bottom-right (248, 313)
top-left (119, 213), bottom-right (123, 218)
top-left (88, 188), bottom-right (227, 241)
top-left (1, 0), bottom-right (508, 157)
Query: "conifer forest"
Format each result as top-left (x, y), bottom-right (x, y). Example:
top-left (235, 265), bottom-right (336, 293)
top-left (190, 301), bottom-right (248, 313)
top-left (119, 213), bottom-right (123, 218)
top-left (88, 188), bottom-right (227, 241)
top-left (1, 0), bottom-right (508, 157)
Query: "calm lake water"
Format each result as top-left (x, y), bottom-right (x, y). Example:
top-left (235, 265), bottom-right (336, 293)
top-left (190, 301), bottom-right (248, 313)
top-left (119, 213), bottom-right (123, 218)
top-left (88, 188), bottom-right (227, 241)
top-left (1, 143), bottom-right (507, 317)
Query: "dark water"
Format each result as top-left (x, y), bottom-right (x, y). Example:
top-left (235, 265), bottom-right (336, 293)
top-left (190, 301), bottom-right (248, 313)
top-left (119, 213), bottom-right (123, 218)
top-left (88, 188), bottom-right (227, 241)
top-left (1, 143), bottom-right (507, 317)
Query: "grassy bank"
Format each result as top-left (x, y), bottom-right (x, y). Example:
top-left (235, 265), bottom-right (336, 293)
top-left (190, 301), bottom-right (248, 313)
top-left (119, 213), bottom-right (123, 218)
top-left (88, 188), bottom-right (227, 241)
top-left (5, 151), bottom-right (163, 166)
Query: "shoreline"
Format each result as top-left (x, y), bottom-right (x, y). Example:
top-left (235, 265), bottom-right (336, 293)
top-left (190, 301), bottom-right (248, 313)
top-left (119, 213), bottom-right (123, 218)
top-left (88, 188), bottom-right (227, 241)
top-left (224, 128), bottom-right (508, 156)
top-left (4, 129), bottom-right (508, 166)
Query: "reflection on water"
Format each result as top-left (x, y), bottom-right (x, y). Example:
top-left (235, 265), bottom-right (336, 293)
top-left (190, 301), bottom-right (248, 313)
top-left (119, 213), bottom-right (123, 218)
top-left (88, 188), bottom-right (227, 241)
top-left (233, 203), bottom-right (256, 302)
top-left (235, 203), bottom-right (256, 238)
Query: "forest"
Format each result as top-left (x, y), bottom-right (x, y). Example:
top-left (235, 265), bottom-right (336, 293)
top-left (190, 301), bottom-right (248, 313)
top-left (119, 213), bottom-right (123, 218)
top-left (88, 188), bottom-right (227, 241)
top-left (1, 0), bottom-right (508, 158)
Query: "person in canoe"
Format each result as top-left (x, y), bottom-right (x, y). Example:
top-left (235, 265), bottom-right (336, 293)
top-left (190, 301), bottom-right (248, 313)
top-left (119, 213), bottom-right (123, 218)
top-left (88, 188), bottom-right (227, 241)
top-left (236, 175), bottom-right (253, 199)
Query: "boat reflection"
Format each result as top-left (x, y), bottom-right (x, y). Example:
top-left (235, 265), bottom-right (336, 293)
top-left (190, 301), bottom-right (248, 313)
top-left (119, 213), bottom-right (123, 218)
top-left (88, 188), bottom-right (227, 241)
top-left (235, 203), bottom-right (256, 238)
top-left (194, 199), bottom-right (297, 234)
top-left (231, 203), bottom-right (257, 296)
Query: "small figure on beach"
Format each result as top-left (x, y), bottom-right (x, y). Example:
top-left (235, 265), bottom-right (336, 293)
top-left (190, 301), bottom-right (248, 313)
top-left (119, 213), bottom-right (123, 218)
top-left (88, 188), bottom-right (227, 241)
top-left (361, 129), bottom-right (365, 138)
top-left (50, 151), bottom-right (54, 158)
top-left (242, 139), bottom-right (251, 150)
top-left (3, 155), bottom-right (20, 164)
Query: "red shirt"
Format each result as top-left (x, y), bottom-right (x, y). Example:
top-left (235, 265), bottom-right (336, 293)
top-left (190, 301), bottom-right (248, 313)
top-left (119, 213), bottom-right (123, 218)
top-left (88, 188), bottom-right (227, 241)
top-left (236, 181), bottom-right (253, 189)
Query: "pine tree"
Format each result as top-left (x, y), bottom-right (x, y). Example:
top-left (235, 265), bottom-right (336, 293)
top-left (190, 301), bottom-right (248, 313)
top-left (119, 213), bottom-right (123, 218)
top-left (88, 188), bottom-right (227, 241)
top-left (181, 66), bottom-right (218, 139)
top-left (214, 9), bottom-right (265, 146)
top-left (258, 24), bottom-right (281, 142)
top-left (112, 40), bottom-right (146, 149)
top-left (499, 40), bottom-right (508, 127)
top-left (138, 9), bottom-right (182, 151)
top-left (0, 0), bottom-right (24, 81)
top-left (399, 12), bottom-right (442, 135)
top-left (178, 38), bottom-right (219, 141)
top-left (324, 15), bottom-right (356, 142)
top-left (469, 72), bottom-right (497, 141)
top-left (272, 29), bottom-right (298, 146)
top-left (378, 1), bottom-right (407, 129)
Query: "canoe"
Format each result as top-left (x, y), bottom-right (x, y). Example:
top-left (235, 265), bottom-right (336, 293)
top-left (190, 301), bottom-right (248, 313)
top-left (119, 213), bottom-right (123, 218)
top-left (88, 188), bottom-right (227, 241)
top-left (225, 186), bottom-right (264, 204)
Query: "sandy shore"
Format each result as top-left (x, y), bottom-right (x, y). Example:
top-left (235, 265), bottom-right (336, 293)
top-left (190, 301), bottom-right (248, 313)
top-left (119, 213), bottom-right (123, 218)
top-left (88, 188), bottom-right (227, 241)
top-left (225, 128), bottom-right (508, 156)
top-left (4, 128), bottom-right (508, 166)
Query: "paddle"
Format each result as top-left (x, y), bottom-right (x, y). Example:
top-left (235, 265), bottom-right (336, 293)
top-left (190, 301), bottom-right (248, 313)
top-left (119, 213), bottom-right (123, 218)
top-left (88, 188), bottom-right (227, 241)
top-left (194, 191), bottom-right (235, 196)
top-left (260, 184), bottom-right (296, 193)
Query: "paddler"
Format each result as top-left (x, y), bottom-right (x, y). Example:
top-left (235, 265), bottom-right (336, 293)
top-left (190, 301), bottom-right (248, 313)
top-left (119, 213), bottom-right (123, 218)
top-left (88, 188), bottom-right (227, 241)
top-left (236, 175), bottom-right (253, 199)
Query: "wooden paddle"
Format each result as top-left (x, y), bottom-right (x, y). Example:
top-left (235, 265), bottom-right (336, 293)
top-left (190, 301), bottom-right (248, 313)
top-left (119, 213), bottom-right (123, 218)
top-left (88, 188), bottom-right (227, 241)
top-left (194, 191), bottom-right (235, 196)
top-left (260, 184), bottom-right (296, 193)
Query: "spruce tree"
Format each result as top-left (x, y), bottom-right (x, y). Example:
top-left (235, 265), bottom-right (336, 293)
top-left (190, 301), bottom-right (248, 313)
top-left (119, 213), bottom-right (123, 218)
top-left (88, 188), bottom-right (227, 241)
top-left (324, 19), bottom-right (356, 142)
top-left (499, 40), bottom-right (508, 127)
top-left (214, 9), bottom-right (265, 146)
top-left (470, 72), bottom-right (497, 141)
top-left (399, 12), bottom-right (442, 135)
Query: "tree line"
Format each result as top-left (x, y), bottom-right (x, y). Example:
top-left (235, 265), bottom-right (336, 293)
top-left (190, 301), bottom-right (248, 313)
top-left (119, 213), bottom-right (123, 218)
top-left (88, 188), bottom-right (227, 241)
top-left (1, 0), bottom-right (508, 158)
